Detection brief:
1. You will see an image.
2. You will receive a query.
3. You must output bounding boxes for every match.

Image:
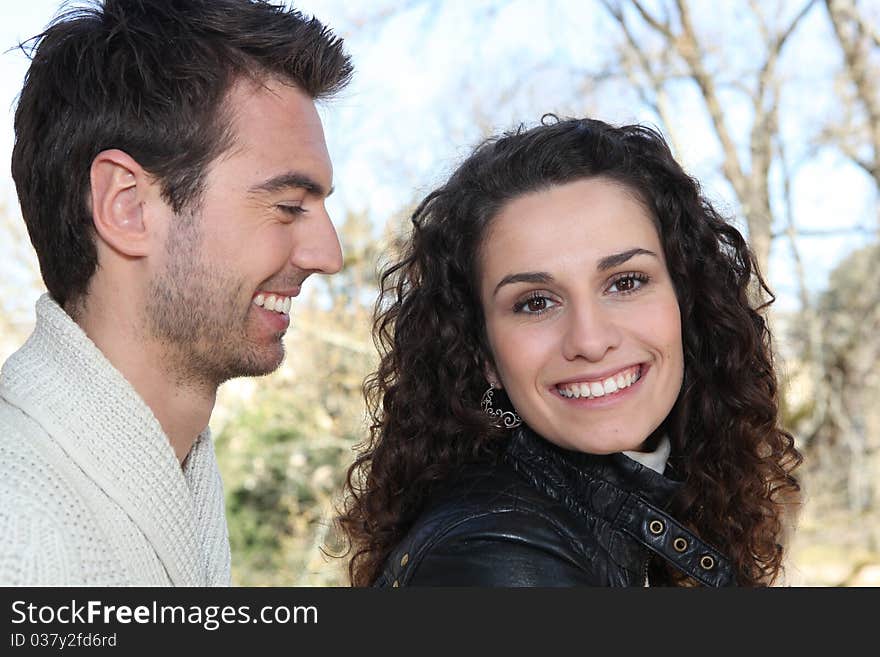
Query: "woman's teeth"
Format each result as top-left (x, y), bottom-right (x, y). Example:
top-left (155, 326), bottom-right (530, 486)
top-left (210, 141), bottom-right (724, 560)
top-left (556, 367), bottom-right (641, 399)
top-left (252, 293), bottom-right (292, 315)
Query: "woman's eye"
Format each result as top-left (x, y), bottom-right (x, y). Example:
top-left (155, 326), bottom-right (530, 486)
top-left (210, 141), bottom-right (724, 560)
top-left (608, 273), bottom-right (648, 294)
top-left (514, 294), bottom-right (557, 314)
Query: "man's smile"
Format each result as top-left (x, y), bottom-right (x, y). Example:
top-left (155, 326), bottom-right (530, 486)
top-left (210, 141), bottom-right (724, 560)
top-left (252, 292), bottom-right (293, 315)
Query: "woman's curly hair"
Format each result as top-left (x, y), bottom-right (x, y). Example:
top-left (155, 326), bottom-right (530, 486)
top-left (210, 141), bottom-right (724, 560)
top-left (338, 116), bottom-right (802, 587)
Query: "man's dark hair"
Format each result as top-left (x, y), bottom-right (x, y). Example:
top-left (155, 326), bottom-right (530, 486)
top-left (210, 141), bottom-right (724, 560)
top-left (12, 0), bottom-right (353, 309)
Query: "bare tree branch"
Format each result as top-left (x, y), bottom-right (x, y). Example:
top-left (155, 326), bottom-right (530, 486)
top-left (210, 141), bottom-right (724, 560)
top-left (778, 0), bottom-right (820, 49)
top-left (776, 132), bottom-right (833, 448)
top-left (777, 139), bottom-right (811, 313)
top-left (831, 0), bottom-right (880, 48)
top-left (631, 0), bottom-right (676, 38)
top-left (771, 226), bottom-right (877, 238)
top-left (620, 0), bottom-right (817, 275)
top-left (599, 0), bottom-right (686, 154)
top-left (825, 0), bottom-right (880, 195)
top-left (674, 0), bottom-right (751, 199)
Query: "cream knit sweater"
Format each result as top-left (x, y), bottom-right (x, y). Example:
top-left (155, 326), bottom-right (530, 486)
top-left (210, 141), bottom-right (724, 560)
top-left (0, 294), bottom-right (231, 585)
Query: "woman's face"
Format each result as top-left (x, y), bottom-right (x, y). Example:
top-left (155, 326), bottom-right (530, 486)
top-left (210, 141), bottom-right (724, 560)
top-left (479, 177), bottom-right (684, 453)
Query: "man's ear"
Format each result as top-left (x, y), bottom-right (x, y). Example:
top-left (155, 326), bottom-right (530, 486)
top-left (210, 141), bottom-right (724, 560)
top-left (89, 149), bottom-right (154, 257)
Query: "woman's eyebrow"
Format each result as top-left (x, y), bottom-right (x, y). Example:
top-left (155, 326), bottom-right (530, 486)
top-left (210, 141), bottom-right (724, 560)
top-left (493, 271), bottom-right (554, 297)
top-left (597, 248), bottom-right (657, 271)
top-left (492, 248), bottom-right (658, 297)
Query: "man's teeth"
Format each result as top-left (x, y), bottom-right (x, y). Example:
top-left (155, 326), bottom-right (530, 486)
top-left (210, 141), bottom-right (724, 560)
top-left (556, 367), bottom-right (641, 399)
top-left (252, 293), bottom-right (292, 315)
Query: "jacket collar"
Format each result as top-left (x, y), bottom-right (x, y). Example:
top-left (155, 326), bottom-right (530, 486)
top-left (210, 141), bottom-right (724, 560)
top-left (505, 424), bottom-right (681, 520)
top-left (505, 425), bottom-right (736, 586)
top-left (0, 294), bottom-right (221, 585)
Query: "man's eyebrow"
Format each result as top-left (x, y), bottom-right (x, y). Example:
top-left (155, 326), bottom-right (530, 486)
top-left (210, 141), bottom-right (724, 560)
top-left (597, 248), bottom-right (657, 271)
top-left (493, 272), bottom-right (554, 297)
top-left (248, 172), bottom-right (334, 198)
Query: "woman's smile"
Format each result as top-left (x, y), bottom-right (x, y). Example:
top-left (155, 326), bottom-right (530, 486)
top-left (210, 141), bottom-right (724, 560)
top-left (480, 177), bottom-right (684, 454)
top-left (553, 363), bottom-right (643, 398)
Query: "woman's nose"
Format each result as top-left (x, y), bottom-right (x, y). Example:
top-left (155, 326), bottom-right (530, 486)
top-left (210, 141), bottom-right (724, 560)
top-left (560, 300), bottom-right (622, 362)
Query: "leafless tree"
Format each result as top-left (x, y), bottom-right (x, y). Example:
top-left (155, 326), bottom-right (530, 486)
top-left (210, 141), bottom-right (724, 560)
top-left (823, 0), bottom-right (880, 225)
top-left (599, 0), bottom-right (818, 281)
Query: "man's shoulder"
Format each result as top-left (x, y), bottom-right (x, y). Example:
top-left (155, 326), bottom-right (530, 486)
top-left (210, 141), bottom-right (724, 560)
top-left (0, 399), bottom-right (109, 585)
top-left (0, 406), bottom-right (70, 583)
top-left (0, 396), bottom-right (89, 512)
top-left (0, 394), bottom-right (54, 466)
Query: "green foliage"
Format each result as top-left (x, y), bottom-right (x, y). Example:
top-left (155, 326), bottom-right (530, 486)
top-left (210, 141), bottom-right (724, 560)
top-left (216, 385), bottom-right (351, 584)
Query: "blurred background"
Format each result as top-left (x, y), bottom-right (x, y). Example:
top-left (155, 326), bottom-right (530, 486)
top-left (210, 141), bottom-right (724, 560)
top-left (1, 0), bottom-right (877, 586)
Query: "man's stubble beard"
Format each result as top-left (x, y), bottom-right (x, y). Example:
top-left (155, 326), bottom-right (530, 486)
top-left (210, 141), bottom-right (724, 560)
top-left (145, 217), bottom-right (285, 389)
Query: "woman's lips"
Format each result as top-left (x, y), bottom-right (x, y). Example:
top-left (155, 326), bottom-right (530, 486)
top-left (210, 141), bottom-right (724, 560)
top-left (555, 364), bottom-right (644, 399)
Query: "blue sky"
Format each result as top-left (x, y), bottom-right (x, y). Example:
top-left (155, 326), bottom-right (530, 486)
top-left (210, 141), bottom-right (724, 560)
top-left (1, 0), bottom-right (876, 323)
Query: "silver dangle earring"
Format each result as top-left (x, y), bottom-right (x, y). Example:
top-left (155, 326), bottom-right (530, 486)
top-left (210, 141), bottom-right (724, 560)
top-left (481, 386), bottom-right (522, 429)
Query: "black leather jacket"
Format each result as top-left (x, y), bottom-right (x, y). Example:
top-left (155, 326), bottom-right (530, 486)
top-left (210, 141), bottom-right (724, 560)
top-left (375, 426), bottom-right (736, 587)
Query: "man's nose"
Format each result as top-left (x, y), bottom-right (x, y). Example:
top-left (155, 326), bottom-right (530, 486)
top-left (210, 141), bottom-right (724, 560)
top-left (560, 300), bottom-right (622, 362)
top-left (293, 206), bottom-right (344, 275)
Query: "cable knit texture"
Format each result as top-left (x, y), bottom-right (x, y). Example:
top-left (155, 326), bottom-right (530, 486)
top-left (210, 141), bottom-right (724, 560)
top-left (0, 294), bottom-right (231, 586)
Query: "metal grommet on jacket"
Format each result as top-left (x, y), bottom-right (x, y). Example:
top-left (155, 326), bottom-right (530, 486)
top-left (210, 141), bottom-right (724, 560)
top-left (618, 490), bottom-right (736, 586)
top-left (374, 426), bottom-right (737, 587)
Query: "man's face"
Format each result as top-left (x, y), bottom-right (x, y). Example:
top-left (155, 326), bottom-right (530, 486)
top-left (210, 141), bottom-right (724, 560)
top-left (146, 77), bottom-right (342, 386)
